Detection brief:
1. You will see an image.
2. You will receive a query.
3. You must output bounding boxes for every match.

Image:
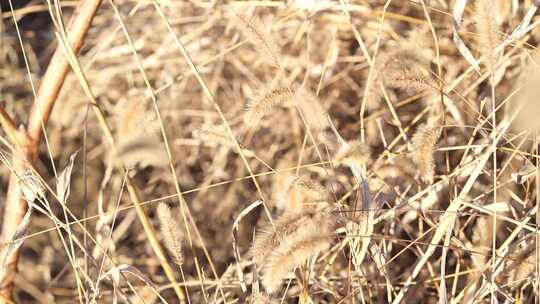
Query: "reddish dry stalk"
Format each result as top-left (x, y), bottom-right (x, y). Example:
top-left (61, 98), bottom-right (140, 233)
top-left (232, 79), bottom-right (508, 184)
top-left (27, 0), bottom-right (103, 144)
top-left (0, 106), bottom-right (18, 147)
top-left (0, 0), bottom-right (102, 299)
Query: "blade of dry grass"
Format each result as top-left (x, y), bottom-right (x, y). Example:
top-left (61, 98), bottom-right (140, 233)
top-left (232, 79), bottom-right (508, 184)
top-left (151, 1), bottom-right (275, 228)
top-left (3, 3), bottom-right (540, 301)
top-left (51, 16), bottom-right (187, 302)
top-left (391, 111), bottom-right (517, 303)
top-left (0, 0), bottom-right (102, 299)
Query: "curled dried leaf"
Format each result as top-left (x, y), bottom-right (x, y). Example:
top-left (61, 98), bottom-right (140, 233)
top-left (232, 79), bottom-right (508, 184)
top-left (20, 170), bottom-right (45, 203)
top-left (1, 205), bottom-right (32, 277)
top-left (57, 152), bottom-right (77, 205)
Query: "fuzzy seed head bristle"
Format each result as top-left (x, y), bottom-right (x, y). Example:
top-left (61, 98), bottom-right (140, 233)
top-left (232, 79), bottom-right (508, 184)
top-left (251, 211), bottom-right (313, 265)
top-left (260, 213), bottom-right (334, 293)
top-left (157, 203), bottom-right (184, 267)
top-left (292, 176), bottom-right (328, 204)
top-left (475, 0), bottom-right (500, 72)
top-left (274, 174), bottom-right (327, 212)
top-left (334, 140), bottom-right (370, 168)
top-left (234, 14), bottom-right (281, 66)
top-left (296, 89), bottom-right (329, 133)
top-left (378, 47), bottom-right (436, 94)
top-left (244, 87), bottom-right (294, 128)
top-left (411, 123), bottom-right (441, 184)
top-left (262, 235), bottom-right (330, 294)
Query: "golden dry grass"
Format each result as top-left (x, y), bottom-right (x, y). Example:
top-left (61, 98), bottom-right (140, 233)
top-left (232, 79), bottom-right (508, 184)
top-left (1, 0), bottom-right (540, 303)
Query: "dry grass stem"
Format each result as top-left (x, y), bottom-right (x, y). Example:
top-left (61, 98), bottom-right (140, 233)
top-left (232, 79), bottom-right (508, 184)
top-left (2, 1), bottom-right (540, 303)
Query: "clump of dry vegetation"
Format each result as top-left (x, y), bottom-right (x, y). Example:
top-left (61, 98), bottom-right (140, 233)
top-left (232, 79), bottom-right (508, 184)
top-left (2, 0), bottom-right (540, 303)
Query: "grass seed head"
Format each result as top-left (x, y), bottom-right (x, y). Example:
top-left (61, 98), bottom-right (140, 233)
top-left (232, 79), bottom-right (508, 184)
top-left (334, 140), bottom-right (371, 168)
top-left (234, 13), bottom-right (281, 67)
top-left (475, 0), bottom-right (500, 72)
top-left (244, 86), bottom-right (294, 128)
top-left (378, 46), bottom-right (436, 94)
top-left (157, 203), bottom-right (184, 267)
top-left (260, 212), bottom-right (335, 293)
top-left (411, 123), bottom-right (441, 184)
